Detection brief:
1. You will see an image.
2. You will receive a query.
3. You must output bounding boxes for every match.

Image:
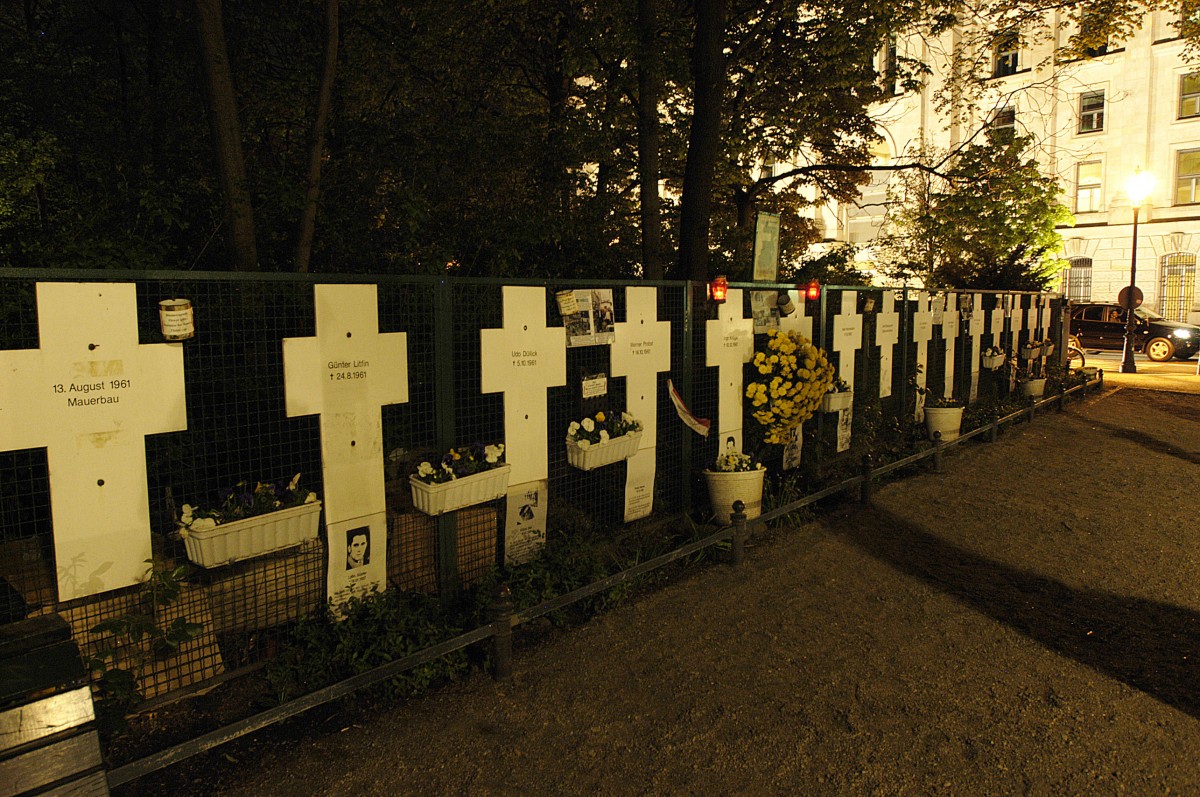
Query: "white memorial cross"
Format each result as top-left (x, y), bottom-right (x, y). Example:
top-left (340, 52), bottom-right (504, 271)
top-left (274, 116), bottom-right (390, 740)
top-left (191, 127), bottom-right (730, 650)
top-left (939, 292), bottom-right (960, 401)
top-left (705, 288), bottom-right (754, 449)
top-left (967, 293), bottom-right (985, 401)
top-left (481, 286), bottom-right (567, 485)
top-left (988, 293), bottom-right (1007, 354)
top-left (875, 292), bottom-right (901, 398)
top-left (0, 282), bottom-right (186, 601)
top-left (611, 287), bottom-right (671, 447)
top-left (283, 284), bottom-right (408, 524)
top-left (830, 291), bottom-right (863, 452)
top-left (830, 291), bottom-right (863, 392)
top-left (777, 289), bottom-right (814, 341)
top-left (911, 291), bottom-right (934, 420)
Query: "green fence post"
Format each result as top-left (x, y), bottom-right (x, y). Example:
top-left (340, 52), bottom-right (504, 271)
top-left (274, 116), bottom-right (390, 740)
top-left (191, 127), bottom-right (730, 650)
top-left (434, 276), bottom-right (460, 598)
top-left (680, 282), bottom-right (694, 514)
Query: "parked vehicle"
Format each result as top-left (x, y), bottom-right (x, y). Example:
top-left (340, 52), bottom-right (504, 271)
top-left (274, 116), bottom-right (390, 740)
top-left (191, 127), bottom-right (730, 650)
top-left (1068, 302), bottom-right (1200, 361)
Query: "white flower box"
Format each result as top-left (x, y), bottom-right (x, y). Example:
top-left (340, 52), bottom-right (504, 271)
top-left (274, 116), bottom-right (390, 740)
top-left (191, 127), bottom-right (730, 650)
top-left (1020, 345), bottom-right (1043, 360)
top-left (981, 353), bottom-right (1006, 370)
top-left (820, 390), bottom-right (853, 412)
top-left (565, 431), bottom-right (642, 471)
top-left (409, 464), bottom-right (511, 516)
top-left (183, 501), bottom-right (322, 568)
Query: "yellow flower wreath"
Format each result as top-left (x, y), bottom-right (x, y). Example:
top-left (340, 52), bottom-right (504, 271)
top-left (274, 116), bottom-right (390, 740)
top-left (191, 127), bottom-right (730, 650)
top-left (745, 330), bottom-right (835, 444)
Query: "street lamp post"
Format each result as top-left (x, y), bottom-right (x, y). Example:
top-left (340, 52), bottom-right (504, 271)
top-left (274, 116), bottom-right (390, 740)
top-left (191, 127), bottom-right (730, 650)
top-left (1120, 171), bottom-right (1155, 374)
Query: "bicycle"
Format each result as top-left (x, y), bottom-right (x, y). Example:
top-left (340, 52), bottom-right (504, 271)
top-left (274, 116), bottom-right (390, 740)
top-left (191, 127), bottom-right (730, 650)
top-left (1067, 334), bottom-right (1085, 368)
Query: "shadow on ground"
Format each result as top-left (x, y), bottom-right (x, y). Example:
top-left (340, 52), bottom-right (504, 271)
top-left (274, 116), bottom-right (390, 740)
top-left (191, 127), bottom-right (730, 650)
top-left (836, 506), bottom-right (1200, 719)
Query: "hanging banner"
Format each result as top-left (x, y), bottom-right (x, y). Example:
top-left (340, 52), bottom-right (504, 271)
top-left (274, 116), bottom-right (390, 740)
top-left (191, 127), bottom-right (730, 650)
top-left (667, 379), bottom-right (711, 437)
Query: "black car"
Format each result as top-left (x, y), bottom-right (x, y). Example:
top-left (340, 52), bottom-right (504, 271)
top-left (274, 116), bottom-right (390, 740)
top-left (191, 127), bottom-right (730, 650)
top-left (1069, 302), bottom-right (1200, 361)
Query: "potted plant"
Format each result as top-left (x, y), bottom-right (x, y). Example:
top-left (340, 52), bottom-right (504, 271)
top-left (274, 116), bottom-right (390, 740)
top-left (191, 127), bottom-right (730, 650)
top-left (176, 474), bottom-right (322, 568)
top-left (921, 394), bottom-right (965, 442)
top-left (409, 442), bottom-right (509, 515)
top-left (565, 411), bottom-right (643, 470)
top-left (1019, 340), bottom-right (1043, 360)
top-left (704, 450), bottom-right (766, 524)
top-left (981, 345), bottom-right (1006, 370)
top-left (820, 378), bottom-right (853, 413)
top-left (1017, 367), bottom-right (1047, 397)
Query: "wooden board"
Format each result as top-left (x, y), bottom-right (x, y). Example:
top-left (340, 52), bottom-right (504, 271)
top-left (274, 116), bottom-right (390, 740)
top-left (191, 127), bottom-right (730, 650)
top-left (0, 686), bottom-right (92, 751)
top-left (0, 729), bottom-right (101, 797)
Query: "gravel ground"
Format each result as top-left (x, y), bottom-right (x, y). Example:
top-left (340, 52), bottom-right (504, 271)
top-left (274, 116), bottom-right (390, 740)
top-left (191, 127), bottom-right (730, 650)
top-left (129, 385), bottom-right (1200, 796)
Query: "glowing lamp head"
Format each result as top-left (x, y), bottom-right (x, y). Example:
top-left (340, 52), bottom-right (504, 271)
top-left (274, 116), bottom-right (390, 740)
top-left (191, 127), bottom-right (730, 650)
top-left (803, 280), bottom-right (821, 301)
top-left (709, 275), bottom-right (729, 303)
top-left (1127, 170), bottom-right (1155, 208)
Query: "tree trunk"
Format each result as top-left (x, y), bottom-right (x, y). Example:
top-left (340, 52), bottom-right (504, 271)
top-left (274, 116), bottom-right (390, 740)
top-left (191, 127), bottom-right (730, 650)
top-left (676, 0), bottom-right (727, 282)
top-left (637, 0), bottom-right (663, 280)
top-left (194, 0), bottom-right (258, 271)
top-left (294, 0), bottom-right (339, 274)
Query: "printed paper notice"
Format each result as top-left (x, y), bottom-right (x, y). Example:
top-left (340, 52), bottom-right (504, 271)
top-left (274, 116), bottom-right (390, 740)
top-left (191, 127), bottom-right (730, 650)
top-left (327, 512), bottom-right (388, 612)
top-left (623, 447), bottom-right (656, 522)
top-left (505, 480), bottom-right (548, 565)
top-left (558, 289), bottom-right (615, 348)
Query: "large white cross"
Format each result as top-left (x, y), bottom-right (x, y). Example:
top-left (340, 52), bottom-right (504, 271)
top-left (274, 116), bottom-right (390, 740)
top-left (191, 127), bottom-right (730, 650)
top-left (481, 286), bottom-right (567, 485)
top-left (911, 291), bottom-right (935, 420)
top-left (283, 284), bottom-right (408, 525)
top-left (777, 289), bottom-right (814, 341)
top-left (0, 283), bottom-right (186, 600)
top-left (611, 287), bottom-right (671, 447)
top-left (988, 294), bottom-right (1007, 355)
top-left (705, 289), bottom-right (754, 450)
top-left (830, 291), bottom-right (862, 452)
top-left (967, 294), bottom-right (985, 401)
top-left (939, 293), bottom-right (960, 401)
top-left (831, 291), bottom-right (863, 391)
top-left (876, 292), bottom-right (901, 398)
top-left (612, 287), bottom-right (671, 521)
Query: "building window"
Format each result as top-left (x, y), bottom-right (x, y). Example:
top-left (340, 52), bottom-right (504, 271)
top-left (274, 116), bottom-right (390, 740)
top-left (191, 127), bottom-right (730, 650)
top-left (993, 30), bottom-right (1020, 77)
top-left (1176, 149), bottom-right (1200, 204)
top-left (990, 106), bottom-right (1016, 140)
top-left (1180, 73), bottom-right (1200, 119)
top-left (878, 36), bottom-right (900, 95)
top-left (1075, 161), bottom-right (1102, 213)
top-left (1078, 90), bottom-right (1105, 133)
top-left (1062, 257), bottom-right (1093, 302)
top-left (1159, 252), bottom-right (1197, 321)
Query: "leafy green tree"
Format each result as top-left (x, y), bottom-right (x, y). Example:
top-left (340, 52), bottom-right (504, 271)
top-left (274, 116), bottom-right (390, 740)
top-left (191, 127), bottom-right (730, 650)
top-left (876, 132), bottom-right (1073, 289)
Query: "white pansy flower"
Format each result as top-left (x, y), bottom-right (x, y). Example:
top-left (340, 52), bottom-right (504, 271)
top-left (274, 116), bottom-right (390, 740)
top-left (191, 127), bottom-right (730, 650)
top-left (180, 504), bottom-right (195, 524)
top-left (304, 492), bottom-right (318, 504)
top-left (484, 444), bottom-right (503, 464)
top-left (287, 473), bottom-right (301, 492)
top-left (577, 439), bottom-right (591, 449)
top-left (599, 430), bottom-right (610, 442)
top-left (581, 417), bottom-right (595, 433)
top-left (568, 421), bottom-right (580, 435)
top-left (417, 462), bottom-right (435, 477)
top-left (191, 517), bottom-right (218, 531)
top-left (622, 412), bottom-right (634, 423)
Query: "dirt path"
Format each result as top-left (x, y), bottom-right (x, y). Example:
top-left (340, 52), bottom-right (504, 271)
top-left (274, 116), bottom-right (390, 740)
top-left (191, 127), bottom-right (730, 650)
top-left (135, 387), bottom-right (1200, 796)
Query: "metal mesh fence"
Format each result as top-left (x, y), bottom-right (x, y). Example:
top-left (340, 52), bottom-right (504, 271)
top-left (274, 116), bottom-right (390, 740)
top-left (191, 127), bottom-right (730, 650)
top-left (0, 271), bottom-right (1064, 708)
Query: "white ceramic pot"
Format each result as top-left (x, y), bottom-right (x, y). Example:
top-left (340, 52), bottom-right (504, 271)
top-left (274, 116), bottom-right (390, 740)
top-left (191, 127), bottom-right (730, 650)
top-left (924, 406), bottom-right (964, 443)
top-left (1020, 378), bottom-right (1047, 397)
top-left (703, 468), bottom-right (765, 524)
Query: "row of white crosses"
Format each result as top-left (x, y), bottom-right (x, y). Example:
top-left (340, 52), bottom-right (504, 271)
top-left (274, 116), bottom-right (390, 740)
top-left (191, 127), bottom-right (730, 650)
top-left (0, 282), bottom-right (1053, 601)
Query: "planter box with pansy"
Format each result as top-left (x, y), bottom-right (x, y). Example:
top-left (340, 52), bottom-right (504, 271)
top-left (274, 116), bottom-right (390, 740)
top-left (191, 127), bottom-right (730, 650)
top-left (409, 443), bottom-right (509, 515)
top-left (176, 474), bottom-right (322, 568)
top-left (565, 411), bottom-right (643, 470)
